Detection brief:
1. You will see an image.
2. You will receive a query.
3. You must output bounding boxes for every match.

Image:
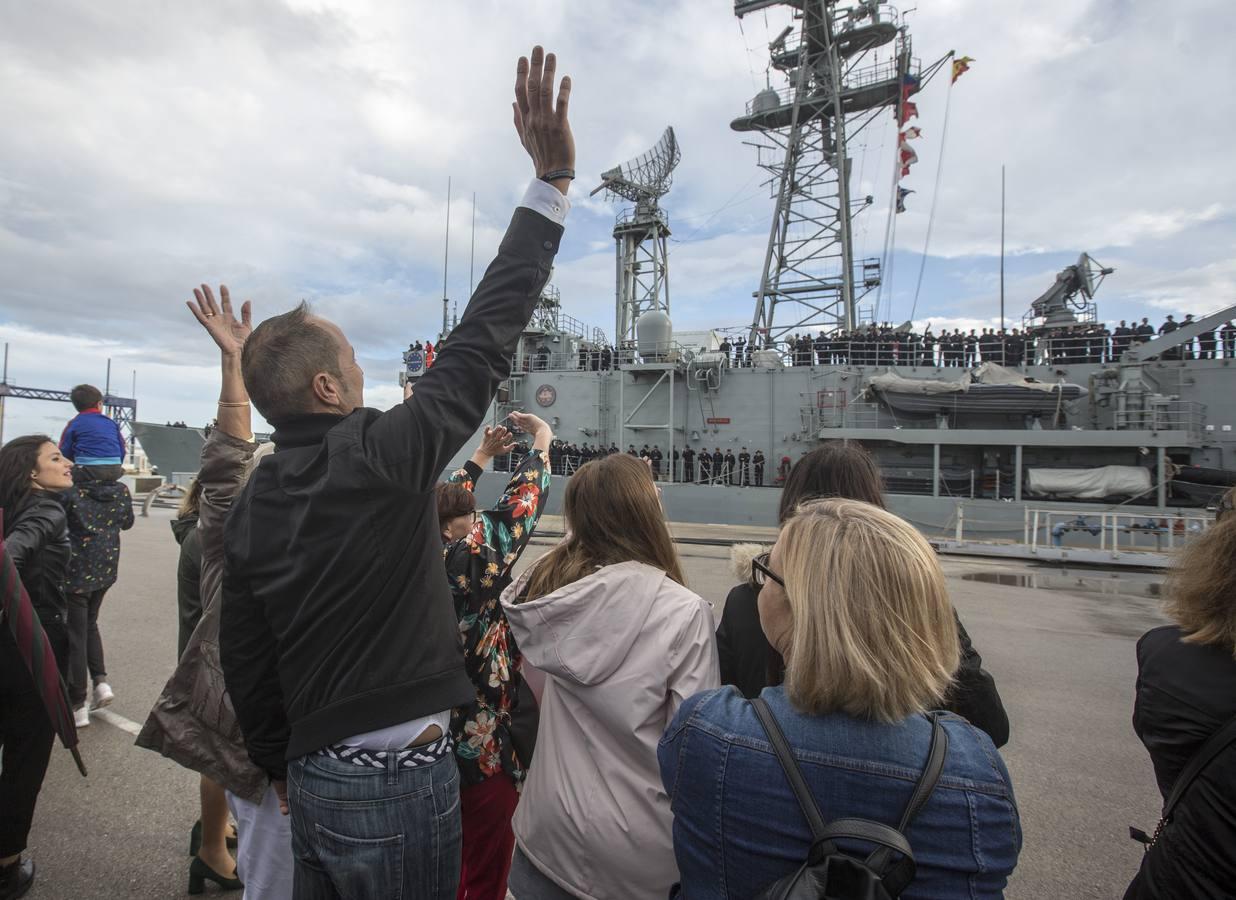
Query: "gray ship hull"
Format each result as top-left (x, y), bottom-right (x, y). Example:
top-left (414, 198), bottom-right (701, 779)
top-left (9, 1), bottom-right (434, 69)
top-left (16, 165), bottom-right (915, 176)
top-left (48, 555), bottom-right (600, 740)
top-left (440, 316), bottom-right (1236, 559)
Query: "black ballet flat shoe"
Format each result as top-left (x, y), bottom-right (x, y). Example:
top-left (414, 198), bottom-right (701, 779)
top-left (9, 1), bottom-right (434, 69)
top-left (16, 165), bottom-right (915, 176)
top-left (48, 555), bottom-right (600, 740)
top-left (188, 856), bottom-right (243, 895)
top-left (0, 858), bottom-right (35, 900)
top-left (189, 820), bottom-right (239, 856)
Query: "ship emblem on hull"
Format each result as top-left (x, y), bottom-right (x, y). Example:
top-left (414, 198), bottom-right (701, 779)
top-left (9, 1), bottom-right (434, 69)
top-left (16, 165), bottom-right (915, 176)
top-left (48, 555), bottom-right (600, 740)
top-left (535, 384), bottom-right (557, 408)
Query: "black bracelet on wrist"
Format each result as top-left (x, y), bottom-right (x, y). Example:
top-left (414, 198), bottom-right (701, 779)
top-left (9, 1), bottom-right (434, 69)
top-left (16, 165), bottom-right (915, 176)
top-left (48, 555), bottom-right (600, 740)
top-left (539, 169), bottom-right (575, 184)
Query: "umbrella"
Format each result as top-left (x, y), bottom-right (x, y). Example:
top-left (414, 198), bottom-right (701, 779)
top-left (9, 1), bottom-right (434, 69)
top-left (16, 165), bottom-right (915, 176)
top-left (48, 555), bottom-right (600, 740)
top-left (0, 512), bottom-right (87, 776)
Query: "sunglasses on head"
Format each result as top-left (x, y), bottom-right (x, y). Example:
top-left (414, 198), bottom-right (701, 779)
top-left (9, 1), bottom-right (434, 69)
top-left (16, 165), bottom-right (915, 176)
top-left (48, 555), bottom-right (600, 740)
top-left (750, 551), bottom-right (784, 588)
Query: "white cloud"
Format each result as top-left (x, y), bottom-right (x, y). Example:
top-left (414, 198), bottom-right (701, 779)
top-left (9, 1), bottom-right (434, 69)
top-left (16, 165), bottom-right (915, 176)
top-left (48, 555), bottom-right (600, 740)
top-left (0, 0), bottom-right (1232, 442)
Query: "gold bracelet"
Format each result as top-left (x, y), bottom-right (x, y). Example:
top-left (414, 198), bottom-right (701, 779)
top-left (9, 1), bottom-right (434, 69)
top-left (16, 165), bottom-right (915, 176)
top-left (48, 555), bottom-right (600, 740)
top-left (217, 400), bottom-right (250, 407)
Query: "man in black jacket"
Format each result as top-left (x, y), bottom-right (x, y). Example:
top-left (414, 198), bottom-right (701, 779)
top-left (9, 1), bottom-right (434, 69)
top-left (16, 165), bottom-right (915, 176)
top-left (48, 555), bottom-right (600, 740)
top-left (220, 46), bottom-right (574, 900)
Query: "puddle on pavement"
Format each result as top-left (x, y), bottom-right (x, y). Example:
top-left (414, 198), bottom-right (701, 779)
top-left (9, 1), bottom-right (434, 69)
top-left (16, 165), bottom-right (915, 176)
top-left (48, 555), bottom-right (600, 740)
top-left (960, 569), bottom-right (1162, 600)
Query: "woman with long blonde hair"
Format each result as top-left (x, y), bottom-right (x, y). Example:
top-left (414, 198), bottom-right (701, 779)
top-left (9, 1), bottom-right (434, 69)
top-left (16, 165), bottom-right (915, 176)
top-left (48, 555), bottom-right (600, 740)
top-left (502, 453), bottom-right (719, 899)
top-left (660, 499), bottom-right (1021, 898)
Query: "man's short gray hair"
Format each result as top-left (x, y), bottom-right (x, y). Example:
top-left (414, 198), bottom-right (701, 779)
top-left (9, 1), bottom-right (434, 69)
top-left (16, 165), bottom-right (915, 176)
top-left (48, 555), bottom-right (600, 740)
top-left (241, 301), bottom-right (342, 423)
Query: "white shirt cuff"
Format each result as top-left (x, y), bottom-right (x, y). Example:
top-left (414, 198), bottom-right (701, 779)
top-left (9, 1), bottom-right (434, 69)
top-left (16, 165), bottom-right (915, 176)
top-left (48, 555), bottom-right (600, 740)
top-left (520, 179), bottom-right (570, 226)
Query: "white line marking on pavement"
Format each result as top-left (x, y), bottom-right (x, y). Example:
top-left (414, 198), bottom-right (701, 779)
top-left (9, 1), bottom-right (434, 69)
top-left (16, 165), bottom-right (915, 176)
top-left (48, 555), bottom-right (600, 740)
top-left (91, 707), bottom-right (143, 736)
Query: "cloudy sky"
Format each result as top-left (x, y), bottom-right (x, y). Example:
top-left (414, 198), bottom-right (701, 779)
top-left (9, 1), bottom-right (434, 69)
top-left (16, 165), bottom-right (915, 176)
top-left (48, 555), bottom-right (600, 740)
top-left (1, 0), bottom-right (1232, 442)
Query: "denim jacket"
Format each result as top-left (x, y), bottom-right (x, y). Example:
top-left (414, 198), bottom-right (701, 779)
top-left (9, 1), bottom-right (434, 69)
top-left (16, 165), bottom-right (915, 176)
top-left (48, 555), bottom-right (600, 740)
top-left (658, 686), bottom-right (1021, 899)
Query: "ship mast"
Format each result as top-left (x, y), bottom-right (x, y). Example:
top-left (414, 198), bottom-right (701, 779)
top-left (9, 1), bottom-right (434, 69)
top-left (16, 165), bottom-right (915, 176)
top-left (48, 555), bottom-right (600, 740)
top-left (592, 127), bottom-right (682, 347)
top-left (734, 0), bottom-right (914, 345)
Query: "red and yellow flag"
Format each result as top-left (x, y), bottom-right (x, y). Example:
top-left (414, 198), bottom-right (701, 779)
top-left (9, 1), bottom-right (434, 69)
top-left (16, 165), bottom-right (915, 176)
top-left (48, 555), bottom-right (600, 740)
top-left (951, 56), bottom-right (974, 83)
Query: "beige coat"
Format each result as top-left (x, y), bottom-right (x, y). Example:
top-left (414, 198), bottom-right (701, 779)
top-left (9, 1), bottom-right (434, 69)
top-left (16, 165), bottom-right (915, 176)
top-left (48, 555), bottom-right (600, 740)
top-left (502, 561), bottom-right (719, 900)
top-left (136, 431), bottom-right (269, 803)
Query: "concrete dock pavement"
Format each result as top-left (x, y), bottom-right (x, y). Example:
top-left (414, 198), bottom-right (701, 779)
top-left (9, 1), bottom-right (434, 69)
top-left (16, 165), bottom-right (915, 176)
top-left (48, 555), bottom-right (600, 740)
top-left (25, 511), bottom-right (1166, 898)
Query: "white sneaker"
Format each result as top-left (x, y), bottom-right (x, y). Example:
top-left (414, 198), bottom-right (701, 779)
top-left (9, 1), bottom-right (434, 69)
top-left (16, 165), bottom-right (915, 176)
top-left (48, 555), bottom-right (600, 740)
top-left (91, 681), bottom-right (115, 709)
top-left (74, 705), bottom-right (90, 728)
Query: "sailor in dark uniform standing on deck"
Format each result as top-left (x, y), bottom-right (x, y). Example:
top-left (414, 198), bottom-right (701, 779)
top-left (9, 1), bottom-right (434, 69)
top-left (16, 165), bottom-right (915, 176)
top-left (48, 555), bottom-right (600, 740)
top-left (752, 450), bottom-right (766, 486)
top-left (682, 446), bottom-right (695, 483)
top-left (711, 448), bottom-right (724, 485)
top-left (738, 448), bottom-right (751, 487)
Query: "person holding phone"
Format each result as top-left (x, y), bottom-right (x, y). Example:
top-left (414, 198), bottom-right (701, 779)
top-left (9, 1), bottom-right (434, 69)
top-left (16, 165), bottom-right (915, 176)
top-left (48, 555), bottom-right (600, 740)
top-left (439, 412), bottom-right (552, 900)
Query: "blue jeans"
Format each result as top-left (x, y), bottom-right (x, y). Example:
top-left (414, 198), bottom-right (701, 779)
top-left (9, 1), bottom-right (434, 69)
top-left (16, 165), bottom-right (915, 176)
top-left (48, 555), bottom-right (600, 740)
top-left (287, 749), bottom-right (461, 899)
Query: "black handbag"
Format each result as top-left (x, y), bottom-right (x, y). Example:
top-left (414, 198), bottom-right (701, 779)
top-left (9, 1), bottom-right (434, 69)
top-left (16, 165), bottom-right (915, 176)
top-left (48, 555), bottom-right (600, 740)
top-left (506, 674), bottom-right (540, 769)
top-left (750, 699), bottom-right (948, 900)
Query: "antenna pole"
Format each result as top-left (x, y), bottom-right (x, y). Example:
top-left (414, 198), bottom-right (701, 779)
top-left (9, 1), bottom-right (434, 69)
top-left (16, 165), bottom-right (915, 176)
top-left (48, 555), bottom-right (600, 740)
top-left (1000, 165), bottom-right (1006, 331)
top-left (105, 358), bottom-right (112, 399)
top-left (442, 176), bottom-right (452, 340)
top-left (469, 192), bottom-right (477, 299)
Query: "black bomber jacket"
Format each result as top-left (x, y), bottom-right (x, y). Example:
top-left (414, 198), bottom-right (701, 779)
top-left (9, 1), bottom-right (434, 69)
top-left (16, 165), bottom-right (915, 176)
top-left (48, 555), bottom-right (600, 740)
top-left (221, 205), bottom-right (562, 779)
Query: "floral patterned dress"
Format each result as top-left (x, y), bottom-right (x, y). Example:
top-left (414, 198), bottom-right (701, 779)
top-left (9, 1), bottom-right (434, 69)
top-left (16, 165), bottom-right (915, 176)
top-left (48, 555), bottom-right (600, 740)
top-left (445, 448), bottom-right (549, 788)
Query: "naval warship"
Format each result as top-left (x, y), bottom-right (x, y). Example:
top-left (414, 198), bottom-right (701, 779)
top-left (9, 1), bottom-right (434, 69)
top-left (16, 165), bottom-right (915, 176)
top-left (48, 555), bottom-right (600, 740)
top-left (138, 1), bottom-right (1236, 564)
top-left (421, 0), bottom-right (1236, 564)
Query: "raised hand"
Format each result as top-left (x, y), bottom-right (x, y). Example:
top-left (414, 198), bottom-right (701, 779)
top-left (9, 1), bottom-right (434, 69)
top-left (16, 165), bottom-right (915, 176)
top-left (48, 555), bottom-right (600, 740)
top-left (508, 411), bottom-right (550, 437)
top-left (513, 45), bottom-right (574, 192)
top-left (187, 284), bottom-right (252, 357)
top-left (478, 425), bottom-right (517, 459)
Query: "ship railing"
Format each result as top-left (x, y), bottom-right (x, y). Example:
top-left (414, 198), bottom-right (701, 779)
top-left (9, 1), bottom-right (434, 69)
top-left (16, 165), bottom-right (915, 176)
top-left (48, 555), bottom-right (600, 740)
top-left (757, 332), bottom-right (1229, 369)
top-left (741, 57), bottom-right (912, 118)
top-left (614, 341), bottom-right (691, 367)
top-left (1114, 400), bottom-right (1206, 437)
top-left (810, 401), bottom-right (882, 430)
top-left (518, 350), bottom-right (617, 373)
top-left (614, 206), bottom-right (669, 229)
top-left (1020, 507), bottom-right (1212, 557)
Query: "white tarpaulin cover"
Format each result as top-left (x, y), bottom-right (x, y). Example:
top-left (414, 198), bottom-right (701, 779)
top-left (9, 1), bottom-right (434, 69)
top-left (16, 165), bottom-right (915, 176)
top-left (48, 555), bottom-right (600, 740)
top-left (866, 371), bottom-right (970, 395)
top-left (971, 362), bottom-right (1062, 393)
top-left (867, 363), bottom-right (1063, 397)
top-left (1026, 466), bottom-right (1152, 499)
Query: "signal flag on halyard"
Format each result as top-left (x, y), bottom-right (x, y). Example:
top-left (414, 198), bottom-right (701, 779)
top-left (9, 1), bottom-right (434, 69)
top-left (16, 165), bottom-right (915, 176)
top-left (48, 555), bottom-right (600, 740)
top-left (898, 73), bottom-right (920, 126)
top-left (896, 187), bottom-right (915, 214)
top-left (899, 136), bottom-right (918, 177)
top-left (902, 126), bottom-right (922, 140)
top-left (952, 55), bottom-right (974, 83)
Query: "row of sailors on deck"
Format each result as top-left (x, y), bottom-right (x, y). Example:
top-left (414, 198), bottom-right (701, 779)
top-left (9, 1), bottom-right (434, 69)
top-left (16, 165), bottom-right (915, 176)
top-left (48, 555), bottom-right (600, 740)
top-left (723, 315), bottom-right (1236, 368)
top-left (412, 315), bottom-right (1236, 378)
top-left (523, 441), bottom-right (771, 485)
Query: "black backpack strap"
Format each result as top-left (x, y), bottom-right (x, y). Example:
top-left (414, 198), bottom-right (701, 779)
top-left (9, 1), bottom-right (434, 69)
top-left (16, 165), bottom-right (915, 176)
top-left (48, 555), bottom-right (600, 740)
top-left (751, 698), bottom-right (831, 850)
top-left (1160, 714), bottom-right (1236, 823)
top-left (869, 712), bottom-right (950, 896)
top-left (897, 713), bottom-right (949, 831)
top-left (817, 818), bottom-right (914, 859)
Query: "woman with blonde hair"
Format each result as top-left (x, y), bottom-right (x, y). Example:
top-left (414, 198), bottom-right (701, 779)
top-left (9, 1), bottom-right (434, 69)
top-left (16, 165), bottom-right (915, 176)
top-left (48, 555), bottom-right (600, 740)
top-left (660, 499), bottom-right (1020, 898)
top-left (718, 442), bottom-right (1008, 746)
top-left (1124, 495), bottom-right (1236, 899)
top-left (502, 453), bottom-right (719, 899)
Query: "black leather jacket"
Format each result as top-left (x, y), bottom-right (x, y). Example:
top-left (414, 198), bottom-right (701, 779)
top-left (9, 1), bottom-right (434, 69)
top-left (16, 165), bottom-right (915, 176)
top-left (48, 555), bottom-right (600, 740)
top-left (7, 491), bottom-right (71, 627)
top-left (222, 206), bottom-right (561, 778)
top-left (1127, 625), bottom-right (1236, 899)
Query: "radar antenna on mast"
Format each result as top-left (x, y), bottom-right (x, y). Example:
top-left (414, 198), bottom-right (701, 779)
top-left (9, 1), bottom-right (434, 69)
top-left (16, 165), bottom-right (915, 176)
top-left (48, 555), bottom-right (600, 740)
top-left (733, 0), bottom-right (914, 346)
top-left (592, 127), bottom-right (681, 346)
top-left (1022, 253), bottom-right (1115, 333)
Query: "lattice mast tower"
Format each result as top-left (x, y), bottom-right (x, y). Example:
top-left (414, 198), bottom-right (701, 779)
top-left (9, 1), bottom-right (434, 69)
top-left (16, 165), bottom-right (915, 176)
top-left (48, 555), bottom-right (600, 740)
top-left (733, 0), bottom-right (916, 344)
top-left (591, 127), bottom-right (682, 346)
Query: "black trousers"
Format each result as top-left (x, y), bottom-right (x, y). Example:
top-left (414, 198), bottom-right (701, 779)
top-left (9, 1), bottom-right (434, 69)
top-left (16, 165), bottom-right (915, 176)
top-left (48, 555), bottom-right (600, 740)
top-left (66, 588), bottom-right (109, 708)
top-left (0, 624), bottom-right (67, 858)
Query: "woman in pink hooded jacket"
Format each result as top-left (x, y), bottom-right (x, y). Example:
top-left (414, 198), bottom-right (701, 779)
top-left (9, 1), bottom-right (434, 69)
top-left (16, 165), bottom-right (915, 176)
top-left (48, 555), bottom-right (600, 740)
top-left (502, 453), bottom-right (719, 899)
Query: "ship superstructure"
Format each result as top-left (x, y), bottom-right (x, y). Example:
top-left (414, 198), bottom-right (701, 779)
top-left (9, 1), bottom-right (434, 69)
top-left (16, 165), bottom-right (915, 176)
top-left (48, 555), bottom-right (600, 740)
top-left (384, 0), bottom-right (1236, 562)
